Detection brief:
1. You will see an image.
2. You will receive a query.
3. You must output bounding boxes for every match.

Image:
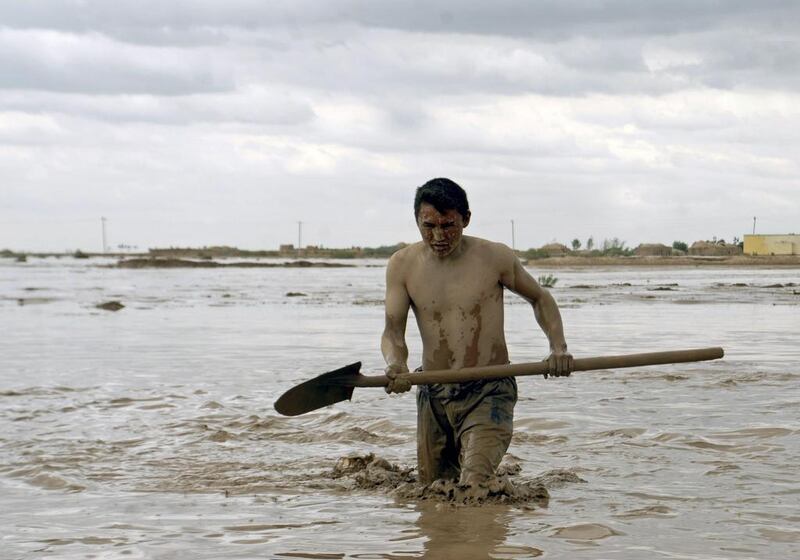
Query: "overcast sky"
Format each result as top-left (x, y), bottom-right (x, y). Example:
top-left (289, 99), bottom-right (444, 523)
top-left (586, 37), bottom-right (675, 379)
top-left (1, 0), bottom-right (798, 252)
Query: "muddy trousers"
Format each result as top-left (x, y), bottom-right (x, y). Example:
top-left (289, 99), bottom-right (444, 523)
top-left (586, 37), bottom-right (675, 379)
top-left (416, 378), bottom-right (517, 485)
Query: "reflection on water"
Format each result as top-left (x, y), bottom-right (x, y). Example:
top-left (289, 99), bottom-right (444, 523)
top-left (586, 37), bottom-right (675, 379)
top-left (1, 257), bottom-right (799, 558)
top-left (415, 504), bottom-right (540, 559)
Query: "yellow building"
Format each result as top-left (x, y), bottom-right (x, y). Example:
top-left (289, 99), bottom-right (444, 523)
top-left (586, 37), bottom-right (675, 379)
top-left (743, 234), bottom-right (800, 255)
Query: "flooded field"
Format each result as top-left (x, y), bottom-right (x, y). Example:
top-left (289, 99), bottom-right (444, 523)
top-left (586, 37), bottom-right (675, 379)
top-left (1, 257), bottom-right (798, 559)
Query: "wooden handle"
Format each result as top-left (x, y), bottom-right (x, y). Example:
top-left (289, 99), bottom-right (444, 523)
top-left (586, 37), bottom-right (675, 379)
top-left (356, 347), bottom-right (724, 387)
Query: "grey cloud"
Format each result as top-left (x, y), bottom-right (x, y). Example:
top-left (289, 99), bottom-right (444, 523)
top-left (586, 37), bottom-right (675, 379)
top-left (0, 29), bottom-right (234, 95)
top-left (0, 90), bottom-right (315, 127)
top-left (347, 0), bottom-right (800, 41)
top-left (1, 1), bottom-right (798, 251)
top-left (2, 1), bottom-right (797, 40)
top-left (221, 26), bottom-right (799, 99)
top-left (641, 28), bottom-right (800, 89)
top-left (1, 2), bottom-right (798, 99)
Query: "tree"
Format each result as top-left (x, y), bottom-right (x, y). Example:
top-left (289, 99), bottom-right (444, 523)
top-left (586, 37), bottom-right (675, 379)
top-left (586, 236), bottom-right (595, 251)
top-left (571, 238), bottom-right (581, 251)
top-left (600, 238), bottom-right (631, 256)
top-left (672, 241), bottom-right (688, 252)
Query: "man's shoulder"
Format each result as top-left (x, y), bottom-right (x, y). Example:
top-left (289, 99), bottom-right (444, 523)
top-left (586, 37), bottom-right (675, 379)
top-left (463, 237), bottom-right (517, 274)
top-left (388, 242), bottom-right (424, 266)
top-left (464, 236), bottom-right (515, 258)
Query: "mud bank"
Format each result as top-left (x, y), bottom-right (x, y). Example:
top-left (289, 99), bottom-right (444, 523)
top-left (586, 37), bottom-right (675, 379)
top-left (330, 453), bottom-right (585, 507)
top-left (114, 258), bottom-right (353, 269)
top-left (524, 255), bottom-right (800, 267)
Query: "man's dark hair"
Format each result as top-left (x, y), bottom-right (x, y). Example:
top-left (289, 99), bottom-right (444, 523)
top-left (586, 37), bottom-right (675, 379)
top-left (414, 178), bottom-right (470, 219)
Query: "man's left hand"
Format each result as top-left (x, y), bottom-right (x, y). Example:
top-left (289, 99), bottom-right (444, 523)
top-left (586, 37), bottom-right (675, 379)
top-left (384, 364), bottom-right (412, 394)
top-left (544, 349), bottom-right (573, 378)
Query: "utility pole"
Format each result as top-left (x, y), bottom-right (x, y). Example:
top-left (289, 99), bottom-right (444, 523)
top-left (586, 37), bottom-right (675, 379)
top-left (297, 221), bottom-right (303, 250)
top-left (752, 216), bottom-right (757, 235)
top-left (101, 217), bottom-right (107, 253)
top-left (510, 219), bottom-right (516, 251)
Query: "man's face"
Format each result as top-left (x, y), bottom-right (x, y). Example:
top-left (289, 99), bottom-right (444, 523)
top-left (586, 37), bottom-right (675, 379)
top-left (416, 202), bottom-right (470, 258)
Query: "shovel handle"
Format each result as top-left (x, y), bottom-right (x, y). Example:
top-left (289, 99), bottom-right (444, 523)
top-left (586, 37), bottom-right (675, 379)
top-left (357, 347), bottom-right (724, 387)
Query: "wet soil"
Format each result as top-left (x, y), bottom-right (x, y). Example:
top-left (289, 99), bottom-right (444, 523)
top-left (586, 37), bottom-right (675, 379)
top-left (329, 453), bottom-right (584, 507)
top-left (115, 258), bottom-right (353, 268)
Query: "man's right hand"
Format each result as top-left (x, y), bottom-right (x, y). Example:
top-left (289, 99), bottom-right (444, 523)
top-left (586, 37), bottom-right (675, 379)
top-left (384, 364), bottom-right (412, 394)
top-left (543, 348), bottom-right (573, 379)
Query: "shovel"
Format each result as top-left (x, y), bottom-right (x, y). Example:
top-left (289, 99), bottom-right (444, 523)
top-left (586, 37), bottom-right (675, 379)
top-left (274, 347), bottom-right (724, 416)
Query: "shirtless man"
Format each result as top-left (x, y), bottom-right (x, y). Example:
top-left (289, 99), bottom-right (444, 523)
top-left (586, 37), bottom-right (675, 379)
top-left (381, 178), bottom-right (573, 486)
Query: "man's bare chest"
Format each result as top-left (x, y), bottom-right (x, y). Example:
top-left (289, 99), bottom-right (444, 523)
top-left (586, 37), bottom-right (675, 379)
top-left (406, 264), bottom-right (503, 313)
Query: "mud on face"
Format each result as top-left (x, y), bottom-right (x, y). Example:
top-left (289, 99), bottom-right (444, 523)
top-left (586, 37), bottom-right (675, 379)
top-left (416, 203), bottom-right (470, 258)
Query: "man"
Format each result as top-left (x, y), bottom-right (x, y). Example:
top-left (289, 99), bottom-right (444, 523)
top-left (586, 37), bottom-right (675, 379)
top-left (381, 178), bottom-right (573, 487)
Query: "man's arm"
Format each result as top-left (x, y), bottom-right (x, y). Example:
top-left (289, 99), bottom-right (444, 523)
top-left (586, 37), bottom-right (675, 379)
top-left (499, 247), bottom-right (573, 376)
top-left (381, 253), bottom-right (412, 393)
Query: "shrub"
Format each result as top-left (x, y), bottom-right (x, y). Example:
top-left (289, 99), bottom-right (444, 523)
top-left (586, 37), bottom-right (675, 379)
top-left (538, 274), bottom-right (558, 288)
top-left (522, 248), bottom-right (550, 260)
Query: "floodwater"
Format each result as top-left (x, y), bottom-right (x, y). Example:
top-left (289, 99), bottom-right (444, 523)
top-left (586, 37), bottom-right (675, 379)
top-left (1, 257), bottom-right (798, 559)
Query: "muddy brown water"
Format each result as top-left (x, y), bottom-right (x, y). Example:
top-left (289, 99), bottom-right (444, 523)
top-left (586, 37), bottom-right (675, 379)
top-left (1, 257), bottom-right (799, 558)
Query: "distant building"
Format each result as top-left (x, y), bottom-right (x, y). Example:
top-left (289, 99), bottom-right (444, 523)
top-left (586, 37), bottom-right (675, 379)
top-left (635, 243), bottom-right (671, 257)
top-left (689, 241), bottom-right (742, 256)
top-left (279, 244), bottom-right (295, 253)
top-left (743, 234), bottom-right (800, 256)
top-left (539, 243), bottom-right (571, 257)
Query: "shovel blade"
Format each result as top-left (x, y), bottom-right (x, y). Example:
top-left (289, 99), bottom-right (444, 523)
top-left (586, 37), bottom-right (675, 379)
top-left (274, 361), bottom-right (362, 416)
